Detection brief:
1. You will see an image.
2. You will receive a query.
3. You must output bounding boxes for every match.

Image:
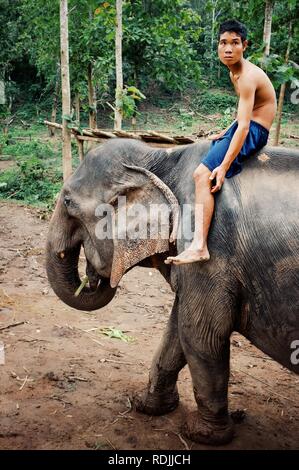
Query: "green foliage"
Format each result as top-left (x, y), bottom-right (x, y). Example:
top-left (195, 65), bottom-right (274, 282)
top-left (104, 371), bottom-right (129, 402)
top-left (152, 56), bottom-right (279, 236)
top-left (248, 51), bottom-right (299, 89)
top-left (0, 155), bottom-right (62, 207)
top-left (120, 85), bottom-right (146, 119)
top-left (192, 90), bottom-right (237, 114)
top-left (0, 0), bottom-right (23, 78)
top-left (122, 0), bottom-right (203, 93)
top-left (0, 0), bottom-right (298, 160)
top-left (0, 133), bottom-right (6, 154)
top-left (2, 139), bottom-right (56, 159)
top-left (217, 107), bottom-right (236, 128)
top-left (98, 327), bottom-right (135, 343)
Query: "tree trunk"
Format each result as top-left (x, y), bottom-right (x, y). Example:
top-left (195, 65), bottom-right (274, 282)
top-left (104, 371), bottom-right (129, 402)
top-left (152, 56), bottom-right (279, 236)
top-left (88, 63), bottom-right (97, 129)
top-left (114, 0), bottom-right (123, 130)
top-left (274, 20), bottom-right (293, 146)
top-left (75, 93), bottom-right (80, 125)
top-left (49, 62), bottom-right (60, 137)
top-left (263, 0), bottom-right (274, 58)
top-left (210, 2), bottom-right (216, 77)
top-left (131, 67), bottom-right (138, 129)
top-left (60, 0), bottom-right (72, 180)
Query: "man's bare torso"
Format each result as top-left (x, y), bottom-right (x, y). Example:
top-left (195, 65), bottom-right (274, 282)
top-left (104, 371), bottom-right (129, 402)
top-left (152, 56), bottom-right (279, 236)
top-left (230, 60), bottom-right (277, 130)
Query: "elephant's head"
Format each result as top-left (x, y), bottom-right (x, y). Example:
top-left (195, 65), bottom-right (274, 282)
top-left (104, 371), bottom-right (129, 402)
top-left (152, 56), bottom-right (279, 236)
top-left (46, 139), bottom-right (179, 311)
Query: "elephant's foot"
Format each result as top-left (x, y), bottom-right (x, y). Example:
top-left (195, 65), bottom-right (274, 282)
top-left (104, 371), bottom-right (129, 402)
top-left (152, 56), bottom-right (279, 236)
top-left (181, 411), bottom-right (234, 445)
top-left (132, 386), bottom-right (179, 416)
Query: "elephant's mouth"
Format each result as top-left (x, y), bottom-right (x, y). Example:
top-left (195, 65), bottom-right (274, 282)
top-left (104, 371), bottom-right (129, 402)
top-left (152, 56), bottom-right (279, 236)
top-left (46, 240), bottom-right (116, 311)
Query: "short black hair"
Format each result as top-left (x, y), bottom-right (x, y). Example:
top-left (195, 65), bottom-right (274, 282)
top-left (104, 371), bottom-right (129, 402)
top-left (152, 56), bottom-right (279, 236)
top-left (219, 20), bottom-right (247, 42)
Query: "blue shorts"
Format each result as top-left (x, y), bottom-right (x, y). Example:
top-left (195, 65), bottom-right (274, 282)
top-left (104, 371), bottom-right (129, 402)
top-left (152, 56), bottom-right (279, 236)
top-left (201, 120), bottom-right (269, 178)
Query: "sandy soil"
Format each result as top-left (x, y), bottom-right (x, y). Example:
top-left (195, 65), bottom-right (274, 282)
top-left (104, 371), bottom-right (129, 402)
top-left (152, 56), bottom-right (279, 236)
top-left (0, 201), bottom-right (298, 450)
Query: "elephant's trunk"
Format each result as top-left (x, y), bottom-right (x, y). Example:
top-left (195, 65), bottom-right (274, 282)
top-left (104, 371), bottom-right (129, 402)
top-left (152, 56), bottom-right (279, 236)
top-left (46, 242), bottom-right (116, 311)
top-left (46, 196), bottom-right (116, 311)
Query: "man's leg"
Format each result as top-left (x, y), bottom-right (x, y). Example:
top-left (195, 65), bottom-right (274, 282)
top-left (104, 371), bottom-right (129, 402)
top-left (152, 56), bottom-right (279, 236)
top-left (165, 164), bottom-right (213, 265)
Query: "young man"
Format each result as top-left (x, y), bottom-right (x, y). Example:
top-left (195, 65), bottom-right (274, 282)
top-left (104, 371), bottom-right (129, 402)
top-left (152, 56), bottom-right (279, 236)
top-left (165, 19), bottom-right (277, 265)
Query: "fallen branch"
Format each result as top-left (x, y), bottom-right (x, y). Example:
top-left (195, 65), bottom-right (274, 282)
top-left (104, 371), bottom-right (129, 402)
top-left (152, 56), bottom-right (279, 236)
top-left (0, 321), bottom-right (25, 331)
top-left (19, 375), bottom-right (28, 391)
top-left (290, 134), bottom-right (299, 140)
top-left (100, 358), bottom-right (136, 366)
top-left (153, 429), bottom-right (191, 450)
top-left (66, 376), bottom-right (89, 382)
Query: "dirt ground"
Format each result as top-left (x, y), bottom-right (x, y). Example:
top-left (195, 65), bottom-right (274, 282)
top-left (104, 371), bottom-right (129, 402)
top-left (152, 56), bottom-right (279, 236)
top-left (0, 201), bottom-right (298, 450)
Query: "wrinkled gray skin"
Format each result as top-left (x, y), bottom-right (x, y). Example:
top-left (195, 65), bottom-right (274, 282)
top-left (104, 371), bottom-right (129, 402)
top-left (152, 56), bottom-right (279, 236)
top-left (46, 139), bottom-right (299, 445)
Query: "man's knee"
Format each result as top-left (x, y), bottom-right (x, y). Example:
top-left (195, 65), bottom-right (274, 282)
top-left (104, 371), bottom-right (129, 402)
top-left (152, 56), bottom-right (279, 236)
top-left (193, 164), bottom-right (211, 183)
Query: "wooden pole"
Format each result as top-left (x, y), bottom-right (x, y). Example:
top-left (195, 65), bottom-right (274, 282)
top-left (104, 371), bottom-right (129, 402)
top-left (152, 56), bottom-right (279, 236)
top-left (60, 0), bottom-right (72, 180)
top-left (77, 138), bottom-right (84, 161)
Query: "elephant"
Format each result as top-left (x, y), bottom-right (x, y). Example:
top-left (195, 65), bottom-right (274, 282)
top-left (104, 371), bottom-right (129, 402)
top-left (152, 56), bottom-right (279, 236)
top-left (46, 138), bottom-right (299, 445)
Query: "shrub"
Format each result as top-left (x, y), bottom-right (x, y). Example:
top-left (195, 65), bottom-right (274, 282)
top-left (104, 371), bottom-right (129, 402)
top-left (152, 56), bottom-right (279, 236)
top-left (0, 155), bottom-right (62, 208)
top-left (192, 90), bottom-right (237, 114)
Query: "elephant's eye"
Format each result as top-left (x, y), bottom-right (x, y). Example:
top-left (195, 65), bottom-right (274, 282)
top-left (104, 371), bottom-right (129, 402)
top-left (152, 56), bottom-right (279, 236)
top-left (64, 195), bottom-right (72, 207)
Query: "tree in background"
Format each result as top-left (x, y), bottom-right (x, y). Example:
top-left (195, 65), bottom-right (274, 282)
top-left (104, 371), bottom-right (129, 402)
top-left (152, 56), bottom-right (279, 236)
top-left (0, 0), bottom-right (23, 131)
top-left (115, 0), bottom-right (123, 129)
top-left (1, 0), bottom-right (298, 131)
top-left (274, 19), bottom-right (293, 145)
top-left (263, 0), bottom-right (274, 58)
top-left (122, 0), bottom-right (202, 93)
top-left (60, 0), bottom-right (72, 179)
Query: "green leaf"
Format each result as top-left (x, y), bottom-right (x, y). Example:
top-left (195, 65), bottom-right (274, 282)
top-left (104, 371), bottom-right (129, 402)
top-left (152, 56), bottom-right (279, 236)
top-left (99, 327), bottom-right (135, 343)
top-left (62, 114), bottom-right (73, 122)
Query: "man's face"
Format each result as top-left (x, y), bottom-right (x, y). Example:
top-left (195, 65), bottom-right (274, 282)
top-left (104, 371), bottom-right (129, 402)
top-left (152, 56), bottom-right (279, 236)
top-left (218, 31), bottom-right (248, 66)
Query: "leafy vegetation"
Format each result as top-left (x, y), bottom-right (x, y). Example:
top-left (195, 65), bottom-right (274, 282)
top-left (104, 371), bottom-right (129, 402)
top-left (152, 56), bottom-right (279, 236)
top-left (0, 155), bottom-right (62, 207)
top-left (0, 0), bottom-right (298, 208)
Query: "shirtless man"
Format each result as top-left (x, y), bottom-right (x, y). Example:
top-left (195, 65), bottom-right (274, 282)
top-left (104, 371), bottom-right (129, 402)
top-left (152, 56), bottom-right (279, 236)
top-left (165, 19), bottom-right (277, 265)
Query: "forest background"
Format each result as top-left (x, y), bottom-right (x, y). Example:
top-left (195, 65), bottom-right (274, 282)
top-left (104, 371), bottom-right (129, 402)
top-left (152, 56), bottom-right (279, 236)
top-left (0, 0), bottom-right (298, 208)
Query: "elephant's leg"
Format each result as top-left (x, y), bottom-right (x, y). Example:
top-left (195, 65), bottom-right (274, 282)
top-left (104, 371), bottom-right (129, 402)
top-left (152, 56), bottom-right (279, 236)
top-left (134, 296), bottom-right (187, 415)
top-left (180, 300), bottom-right (234, 445)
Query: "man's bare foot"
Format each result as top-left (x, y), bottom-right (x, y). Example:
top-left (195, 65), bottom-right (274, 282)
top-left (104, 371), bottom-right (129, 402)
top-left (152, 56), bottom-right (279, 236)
top-left (165, 247), bottom-right (210, 265)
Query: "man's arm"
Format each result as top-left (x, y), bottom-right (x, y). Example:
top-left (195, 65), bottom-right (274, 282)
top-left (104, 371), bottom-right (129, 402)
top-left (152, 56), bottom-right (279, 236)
top-left (210, 79), bottom-right (256, 193)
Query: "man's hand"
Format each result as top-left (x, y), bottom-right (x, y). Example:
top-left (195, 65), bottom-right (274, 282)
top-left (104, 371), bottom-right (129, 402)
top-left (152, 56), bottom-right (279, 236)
top-left (208, 130), bottom-right (225, 141)
top-left (209, 165), bottom-right (228, 193)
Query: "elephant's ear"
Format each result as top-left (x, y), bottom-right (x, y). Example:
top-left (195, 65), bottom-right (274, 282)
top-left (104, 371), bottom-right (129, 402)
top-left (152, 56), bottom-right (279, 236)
top-left (110, 164), bottom-right (180, 288)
